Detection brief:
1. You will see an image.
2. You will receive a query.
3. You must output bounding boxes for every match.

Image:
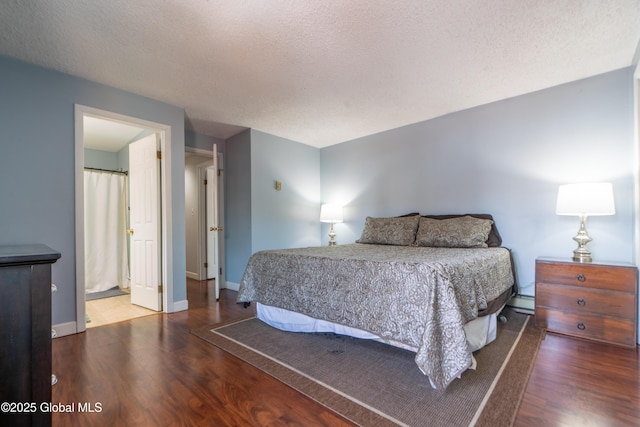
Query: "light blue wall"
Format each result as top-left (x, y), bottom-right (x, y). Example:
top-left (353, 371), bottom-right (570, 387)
top-left (250, 130), bottom-right (321, 252)
top-left (185, 130), bottom-right (226, 153)
top-left (225, 129), bottom-right (322, 283)
top-left (0, 56), bottom-right (187, 324)
top-left (84, 148), bottom-right (119, 170)
top-left (225, 130), bottom-right (253, 283)
top-left (321, 67), bottom-right (636, 297)
top-left (117, 145), bottom-right (129, 172)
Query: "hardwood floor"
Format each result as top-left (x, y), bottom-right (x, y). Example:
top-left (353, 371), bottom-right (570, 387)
top-left (515, 331), bottom-right (640, 427)
top-left (51, 279), bottom-right (639, 426)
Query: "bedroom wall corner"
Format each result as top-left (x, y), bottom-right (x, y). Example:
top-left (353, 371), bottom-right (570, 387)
top-left (250, 130), bottom-right (321, 253)
top-left (320, 67), bottom-right (636, 300)
top-left (225, 130), bottom-right (253, 284)
top-left (224, 129), bottom-right (322, 284)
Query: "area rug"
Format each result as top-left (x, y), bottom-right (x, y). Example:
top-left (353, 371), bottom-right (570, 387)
top-left (85, 287), bottom-right (128, 301)
top-left (192, 309), bottom-right (542, 427)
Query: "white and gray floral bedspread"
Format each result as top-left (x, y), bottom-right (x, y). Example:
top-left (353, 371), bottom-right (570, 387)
top-left (237, 243), bottom-right (514, 389)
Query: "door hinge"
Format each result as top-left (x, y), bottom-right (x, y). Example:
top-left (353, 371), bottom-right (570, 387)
top-left (204, 262), bottom-right (208, 268)
top-left (157, 151), bottom-right (162, 159)
top-left (218, 169), bottom-right (221, 177)
top-left (158, 285), bottom-right (163, 293)
top-left (219, 267), bottom-right (222, 275)
top-left (204, 179), bottom-right (207, 185)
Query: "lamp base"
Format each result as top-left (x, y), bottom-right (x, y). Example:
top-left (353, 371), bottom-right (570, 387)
top-left (328, 223), bottom-right (337, 246)
top-left (571, 214), bottom-right (592, 263)
top-left (572, 250), bottom-right (592, 263)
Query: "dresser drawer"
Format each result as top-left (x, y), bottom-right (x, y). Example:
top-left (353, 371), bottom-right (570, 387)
top-left (536, 283), bottom-right (635, 319)
top-left (536, 307), bottom-right (636, 348)
top-left (536, 261), bottom-right (637, 293)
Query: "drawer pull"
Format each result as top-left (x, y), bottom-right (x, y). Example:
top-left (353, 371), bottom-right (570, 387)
top-left (577, 297), bottom-right (586, 306)
top-left (576, 274), bottom-right (586, 282)
top-left (577, 322), bottom-right (586, 330)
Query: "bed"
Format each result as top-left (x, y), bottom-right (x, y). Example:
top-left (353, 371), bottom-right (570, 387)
top-left (237, 214), bottom-right (517, 390)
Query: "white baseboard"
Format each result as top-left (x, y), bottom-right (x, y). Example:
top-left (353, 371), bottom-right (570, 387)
top-left (225, 281), bottom-right (240, 291)
top-left (172, 299), bottom-right (189, 312)
top-left (186, 271), bottom-right (200, 280)
top-left (52, 321), bottom-right (79, 338)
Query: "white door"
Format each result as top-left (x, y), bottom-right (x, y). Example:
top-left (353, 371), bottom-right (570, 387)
top-left (206, 144), bottom-right (220, 299)
top-left (129, 134), bottom-right (162, 311)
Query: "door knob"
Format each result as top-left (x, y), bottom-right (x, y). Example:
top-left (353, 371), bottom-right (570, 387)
top-left (127, 229), bottom-right (134, 235)
top-left (210, 227), bottom-right (217, 231)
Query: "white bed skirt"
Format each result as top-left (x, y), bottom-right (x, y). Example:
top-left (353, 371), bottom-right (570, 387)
top-left (256, 302), bottom-right (498, 354)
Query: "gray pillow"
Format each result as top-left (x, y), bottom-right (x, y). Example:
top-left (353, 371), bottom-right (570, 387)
top-left (420, 213), bottom-right (502, 247)
top-left (356, 215), bottom-right (420, 246)
top-left (413, 215), bottom-right (493, 248)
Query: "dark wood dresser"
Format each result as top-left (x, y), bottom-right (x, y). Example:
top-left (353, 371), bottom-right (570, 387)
top-left (0, 244), bottom-right (61, 427)
top-left (535, 257), bottom-right (638, 348)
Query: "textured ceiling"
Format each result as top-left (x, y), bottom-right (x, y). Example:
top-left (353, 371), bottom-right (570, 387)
top-left (1, 1), bottom-right (639, 148)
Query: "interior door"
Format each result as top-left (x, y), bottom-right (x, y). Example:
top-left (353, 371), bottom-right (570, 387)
top-left (129, 134), bottom-right (162, 311)
top-left (206, 144), bottom-right (220, 300)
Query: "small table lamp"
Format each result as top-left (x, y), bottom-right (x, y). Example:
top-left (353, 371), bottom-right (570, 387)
top-left (556, 182), bottom-right (615, 263)
top-left (320, 204), bottom-right (343, 246)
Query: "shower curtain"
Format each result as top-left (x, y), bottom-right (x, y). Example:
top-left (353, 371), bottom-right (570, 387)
top-left (84, 170), bottom-right (130, 294)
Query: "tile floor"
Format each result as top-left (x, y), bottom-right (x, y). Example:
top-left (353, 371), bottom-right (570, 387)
top-left (85, 291), bottom-right (157, 328)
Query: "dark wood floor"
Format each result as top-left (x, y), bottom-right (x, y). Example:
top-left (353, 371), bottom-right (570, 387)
top-left (515, 330), bottom-right (640, 427)
top-left (51, 279), bottom-right (639, 426)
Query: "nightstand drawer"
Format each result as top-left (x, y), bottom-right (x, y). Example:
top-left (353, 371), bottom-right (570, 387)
top-left (537, 308), bottom-right (636, 348)
top-left (536, 283), bottom-right (635, 319)
top-left (536, 261), bottom-right (636, 292)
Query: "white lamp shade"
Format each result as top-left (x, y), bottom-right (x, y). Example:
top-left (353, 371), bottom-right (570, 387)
top-left (556, 183), bottom-right (615, 216)
top-left (320, 204), bottom-right (343, 223)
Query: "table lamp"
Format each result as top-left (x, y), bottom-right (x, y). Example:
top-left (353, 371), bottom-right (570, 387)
top-left (320, 204), bottom-right (343, 246)
top-left (556, 182), bottom-right (615, 262)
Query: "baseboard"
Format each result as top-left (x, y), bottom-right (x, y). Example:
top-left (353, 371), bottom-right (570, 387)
top-left (224, 281), bottom-right (240, 291)
top-left (52, 321), bottom-right (79, 338)
top-left (186, 271), bottom-right (200, 280)
top-left (507, 294), bottom-right (535, 315)
top-left (172, 299), bottom-right (189, 312)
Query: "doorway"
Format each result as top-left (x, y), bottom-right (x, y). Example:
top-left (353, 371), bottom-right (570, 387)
top-left (74, 105), bottom-right (175, 333)
top-left (185, 148), bottom-right (225, 297)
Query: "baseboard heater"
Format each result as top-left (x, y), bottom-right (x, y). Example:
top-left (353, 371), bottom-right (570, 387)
top-left (506, 294), bottom-right (535, 315)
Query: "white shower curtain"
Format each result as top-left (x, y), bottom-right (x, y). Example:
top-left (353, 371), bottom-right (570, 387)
top-left (84, 170), bottom-right (130, 294)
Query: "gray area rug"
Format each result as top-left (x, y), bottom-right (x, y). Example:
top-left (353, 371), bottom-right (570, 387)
top-left (85, 287), bottom-right (127, 301)
top-left (193, 309), bottom-right (542, 427)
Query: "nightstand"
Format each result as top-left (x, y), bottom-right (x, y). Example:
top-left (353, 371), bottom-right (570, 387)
top-left (535, 257), bottom-right (638, 348)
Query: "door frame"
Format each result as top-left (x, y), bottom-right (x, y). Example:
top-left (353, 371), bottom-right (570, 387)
top-left (634, 62), bottom-right (640, 269)
top-left (74, 104), bottom-right (175, 333)
top-left (185, 147), bottom-right (225, 289)
top-left (201, 163), bottom-right (215, 281)
top-left (633, 63), bottom-right (639, 344)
